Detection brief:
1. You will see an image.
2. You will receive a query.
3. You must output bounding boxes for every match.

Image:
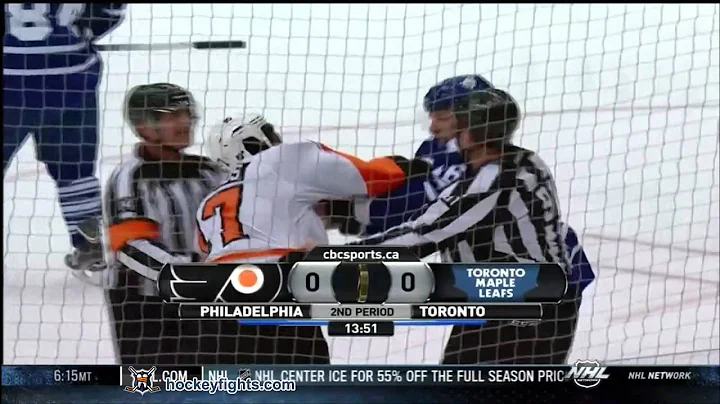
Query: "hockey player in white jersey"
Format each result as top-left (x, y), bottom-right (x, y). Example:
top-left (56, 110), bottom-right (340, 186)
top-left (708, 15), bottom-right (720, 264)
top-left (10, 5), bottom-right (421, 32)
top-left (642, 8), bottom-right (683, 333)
top-left (196, 115), bottom-right (433, 263)
top-left (195, 114), bottom-right (432, 364)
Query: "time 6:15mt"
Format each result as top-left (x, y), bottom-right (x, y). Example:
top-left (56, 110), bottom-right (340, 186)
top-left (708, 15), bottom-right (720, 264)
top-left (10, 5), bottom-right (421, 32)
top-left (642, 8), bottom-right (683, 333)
top-left (54, 369), bottom-right (93, 383)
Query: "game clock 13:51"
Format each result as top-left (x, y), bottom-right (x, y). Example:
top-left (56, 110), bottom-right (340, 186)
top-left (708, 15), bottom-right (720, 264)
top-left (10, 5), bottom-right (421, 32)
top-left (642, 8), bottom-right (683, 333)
top-left (327, 321), bottom-right (395, 337)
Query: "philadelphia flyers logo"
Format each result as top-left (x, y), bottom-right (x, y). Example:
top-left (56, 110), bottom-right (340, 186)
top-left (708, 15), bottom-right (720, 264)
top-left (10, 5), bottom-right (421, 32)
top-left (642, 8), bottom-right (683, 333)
top-left (216, 263), bottom-right (283, 303)
top-left (158, 263), bottom-right (283, 303)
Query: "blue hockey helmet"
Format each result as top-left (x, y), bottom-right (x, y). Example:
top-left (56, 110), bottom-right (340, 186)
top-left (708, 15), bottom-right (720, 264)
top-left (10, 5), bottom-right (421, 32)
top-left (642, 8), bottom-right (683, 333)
top-left (423, 74), bottom-right (495, 113)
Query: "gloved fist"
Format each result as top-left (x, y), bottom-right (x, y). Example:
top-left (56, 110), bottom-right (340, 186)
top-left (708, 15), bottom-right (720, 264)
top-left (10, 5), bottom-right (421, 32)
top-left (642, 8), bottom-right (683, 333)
top-left (324, 200), bottom-right (365, 236)
top-left (387, 155), bottom-right (433, 181)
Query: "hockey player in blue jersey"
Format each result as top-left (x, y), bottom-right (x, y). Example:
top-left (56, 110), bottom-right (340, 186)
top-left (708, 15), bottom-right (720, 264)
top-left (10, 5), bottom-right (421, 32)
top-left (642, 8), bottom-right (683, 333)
top-left (4, 4), bottom-right (127, 273)
top-left (364, 74), bottom-right (595, 296)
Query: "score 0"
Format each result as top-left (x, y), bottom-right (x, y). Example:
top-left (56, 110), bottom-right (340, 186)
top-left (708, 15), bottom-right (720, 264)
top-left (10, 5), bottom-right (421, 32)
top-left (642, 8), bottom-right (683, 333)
top-left (383, 262), bottom-right (434, 303)
top-left (288, 262), bottom-right (337, 303)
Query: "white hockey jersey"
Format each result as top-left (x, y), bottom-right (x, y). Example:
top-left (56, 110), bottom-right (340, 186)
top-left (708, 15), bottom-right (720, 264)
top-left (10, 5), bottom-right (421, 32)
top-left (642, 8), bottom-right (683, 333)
top-left (196, 141), bottom-right (407, 263)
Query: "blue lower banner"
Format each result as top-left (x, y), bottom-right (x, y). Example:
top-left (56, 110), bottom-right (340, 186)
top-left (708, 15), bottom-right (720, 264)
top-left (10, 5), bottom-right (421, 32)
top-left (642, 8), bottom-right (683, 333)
top-left (2, 364), bottom-right (719, 403)
top-left (236, 320), bottom-right (487, 326)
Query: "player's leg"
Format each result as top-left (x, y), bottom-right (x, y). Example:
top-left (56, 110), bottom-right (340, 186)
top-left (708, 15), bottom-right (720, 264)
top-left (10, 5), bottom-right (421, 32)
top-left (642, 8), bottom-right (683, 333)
top-left (230, 325), bottom-right (331, 364)
top-left (185, 321), bottom-right (331, 364)
top-left (34, 79), bottom-right (104, 269)
top-left (442, 298), bottom-right (581, 364)
top-left (227, 252), bottom-right (331, 364)
top-left (190, 320), bottom-right (245, 365)
top-left (3, 91), bottom-right (34, 175)
top-left (107, 268), bottom-right (178, 364)
top-left (109, 265), bottom-right (237, 365)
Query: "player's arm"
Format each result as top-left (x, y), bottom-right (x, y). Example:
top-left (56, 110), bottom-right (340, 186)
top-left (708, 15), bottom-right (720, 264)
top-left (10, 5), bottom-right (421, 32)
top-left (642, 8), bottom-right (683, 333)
top-left (104, 166), bottom-right (190, 282)
top-left (286, 142), bottom-right (430, 199)
top-left (281, 142), bottom-right (432, 230)
top-left (363, 138), bottom-right (439, 235)
top-left (362, 180), bottom-right (427, 235)
top-left (78, 3), bottom-right (127, 40)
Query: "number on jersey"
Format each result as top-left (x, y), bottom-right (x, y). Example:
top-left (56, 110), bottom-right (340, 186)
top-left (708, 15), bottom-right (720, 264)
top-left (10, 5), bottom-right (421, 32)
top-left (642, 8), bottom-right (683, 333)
top-left (6, 3), bottom-right (84, 41)
top-left (198, 185), bottom-right (246, 254)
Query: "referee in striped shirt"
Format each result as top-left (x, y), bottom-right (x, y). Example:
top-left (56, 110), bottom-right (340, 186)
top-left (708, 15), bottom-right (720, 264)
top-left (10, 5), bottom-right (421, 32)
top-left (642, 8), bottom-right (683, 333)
top-left (103, 83), bottom-right (229, 364)
top-left (355, 87), bottom-right (580, 364)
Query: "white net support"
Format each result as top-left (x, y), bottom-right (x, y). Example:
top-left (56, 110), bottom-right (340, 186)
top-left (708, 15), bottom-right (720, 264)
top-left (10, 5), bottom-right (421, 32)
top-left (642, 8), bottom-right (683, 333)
top-left (3, 4), bottom-right (719, 365)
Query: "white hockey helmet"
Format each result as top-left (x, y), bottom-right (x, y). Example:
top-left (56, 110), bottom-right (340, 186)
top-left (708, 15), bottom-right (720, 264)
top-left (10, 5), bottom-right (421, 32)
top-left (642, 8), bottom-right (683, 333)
top-left (206, 114), bottom-right (282, 172)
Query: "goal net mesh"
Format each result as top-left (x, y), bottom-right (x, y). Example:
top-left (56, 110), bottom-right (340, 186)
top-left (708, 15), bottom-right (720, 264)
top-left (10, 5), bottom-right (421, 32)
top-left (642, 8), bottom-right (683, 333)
top-left (3, 4), bottom-right (719, 365)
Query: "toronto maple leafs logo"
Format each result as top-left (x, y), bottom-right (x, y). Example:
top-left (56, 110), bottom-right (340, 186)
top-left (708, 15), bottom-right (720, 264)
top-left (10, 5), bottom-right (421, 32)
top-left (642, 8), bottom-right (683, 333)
top-left (461, 76), bottom-right (477, 90)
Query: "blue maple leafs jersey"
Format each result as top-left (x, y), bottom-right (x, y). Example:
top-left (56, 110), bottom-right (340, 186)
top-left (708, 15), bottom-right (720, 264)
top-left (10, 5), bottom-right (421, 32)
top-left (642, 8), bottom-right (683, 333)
top-left (366, 136), bottom-right (595, 293)
top-left (366, 137), bottom-right (464, 235)
top-left (4, 4), bottom-right (126, 76)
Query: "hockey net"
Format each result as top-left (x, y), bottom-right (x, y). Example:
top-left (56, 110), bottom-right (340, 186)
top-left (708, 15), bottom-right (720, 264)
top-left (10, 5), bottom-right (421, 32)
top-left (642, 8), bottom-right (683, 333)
top-left (3, 4), bottom-right (719, 365)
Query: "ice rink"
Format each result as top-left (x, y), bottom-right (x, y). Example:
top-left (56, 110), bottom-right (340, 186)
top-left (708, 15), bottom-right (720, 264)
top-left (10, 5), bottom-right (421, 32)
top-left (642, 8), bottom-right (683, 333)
top-left (4, 4), bottom-right (720, 365)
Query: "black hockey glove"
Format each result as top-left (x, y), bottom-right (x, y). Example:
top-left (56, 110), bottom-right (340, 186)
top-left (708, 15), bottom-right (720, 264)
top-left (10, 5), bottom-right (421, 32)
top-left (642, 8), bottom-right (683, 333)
top-left (387, 155), bottom-right (433, 182)
top-left (326, 156), bottom-right (433, 236)
top-left (326, 200), bottom-right (365, 236)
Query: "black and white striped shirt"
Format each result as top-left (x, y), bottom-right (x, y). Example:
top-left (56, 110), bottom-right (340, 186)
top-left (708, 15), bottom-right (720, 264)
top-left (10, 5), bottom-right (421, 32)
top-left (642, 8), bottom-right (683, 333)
top-left (103, 147), bottom-right (225, 291)
top-left (356, 145), bottom-right (571, 272)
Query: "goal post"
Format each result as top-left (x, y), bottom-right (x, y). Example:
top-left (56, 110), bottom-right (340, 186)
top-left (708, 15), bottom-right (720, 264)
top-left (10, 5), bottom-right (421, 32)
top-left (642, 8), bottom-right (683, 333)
top-left (3, 4), bottom-right (719, 365)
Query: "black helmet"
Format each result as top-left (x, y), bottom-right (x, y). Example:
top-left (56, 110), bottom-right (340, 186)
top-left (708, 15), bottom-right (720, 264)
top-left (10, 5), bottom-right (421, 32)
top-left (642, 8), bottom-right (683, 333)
top-left (124, 83), bottom-right (198, 127)
top-left (454, 88), bottom-right (521, 150)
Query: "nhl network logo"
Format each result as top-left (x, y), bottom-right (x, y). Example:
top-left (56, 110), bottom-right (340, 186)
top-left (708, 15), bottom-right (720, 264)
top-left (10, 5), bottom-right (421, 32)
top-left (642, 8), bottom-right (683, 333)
top-left (564, 360), bottom-right (610, 389)
top-left (124, 366), bottom-right (161, 395)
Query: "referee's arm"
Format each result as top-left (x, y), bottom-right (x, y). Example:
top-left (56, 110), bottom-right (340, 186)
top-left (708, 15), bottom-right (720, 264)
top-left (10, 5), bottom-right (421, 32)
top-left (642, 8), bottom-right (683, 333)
top-left (353, 186), bottom-right (502, 258)
top-left (104, 168), bottom-right (190, 282)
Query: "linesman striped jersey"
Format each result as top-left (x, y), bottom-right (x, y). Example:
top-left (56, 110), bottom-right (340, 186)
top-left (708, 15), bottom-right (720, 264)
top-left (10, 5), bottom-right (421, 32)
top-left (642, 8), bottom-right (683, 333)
top-left (103, 147), bottom-right (226, 292)
top-left (357, 145), bottom-right (571, 272)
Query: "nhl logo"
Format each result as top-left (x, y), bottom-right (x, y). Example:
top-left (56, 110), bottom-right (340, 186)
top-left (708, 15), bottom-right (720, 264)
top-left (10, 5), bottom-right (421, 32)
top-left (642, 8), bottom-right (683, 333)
top-left (124, 366), bottom-right (161, 395)
top-left (238, 368), bottom-right (251, 380)
top-left (565, 360), bottom-right (610, 389)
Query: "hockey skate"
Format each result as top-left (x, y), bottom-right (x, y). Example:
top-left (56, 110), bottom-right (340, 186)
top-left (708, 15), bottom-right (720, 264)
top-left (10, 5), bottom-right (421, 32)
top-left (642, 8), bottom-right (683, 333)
top-left (66, 217), bottom-right (107, 286)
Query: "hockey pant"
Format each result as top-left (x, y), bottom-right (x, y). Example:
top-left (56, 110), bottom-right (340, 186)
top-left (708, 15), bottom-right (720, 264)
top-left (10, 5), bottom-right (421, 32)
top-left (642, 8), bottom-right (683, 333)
top-left (108, 257), bottom-right (331, 365)
top-left (3, 71), bottom-right (102, 247)
top-left (442, 297), bottom-right (581, 364)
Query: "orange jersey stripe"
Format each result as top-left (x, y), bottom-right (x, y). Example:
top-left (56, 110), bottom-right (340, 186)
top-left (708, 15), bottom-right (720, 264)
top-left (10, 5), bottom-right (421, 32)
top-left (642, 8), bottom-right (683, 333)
top-left (210, 248), bottom-right (305, 263)
top-left (108, 218), bottom-right (160, 252)
top-left (319, 144), bottom-right (405, 197)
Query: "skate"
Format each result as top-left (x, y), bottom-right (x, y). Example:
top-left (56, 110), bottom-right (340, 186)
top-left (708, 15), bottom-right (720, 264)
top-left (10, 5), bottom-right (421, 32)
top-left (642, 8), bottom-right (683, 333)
top-left (65, 217), bottom-right (107, 272)
top-left (65, 243), bottom-right (106, 272)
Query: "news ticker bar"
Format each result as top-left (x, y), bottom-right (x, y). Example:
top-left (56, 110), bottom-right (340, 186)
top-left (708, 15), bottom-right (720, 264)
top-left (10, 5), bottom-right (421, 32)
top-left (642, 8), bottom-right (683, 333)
top-left (3, 365), bottom-right (718, 388)
top-left (176, 303), bottom-right (542, 321)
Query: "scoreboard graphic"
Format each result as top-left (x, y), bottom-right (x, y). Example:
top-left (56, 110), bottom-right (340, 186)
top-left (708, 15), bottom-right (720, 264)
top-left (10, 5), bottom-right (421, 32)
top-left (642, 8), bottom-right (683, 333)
top-left (157, 246), bottom-right (567, 336)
